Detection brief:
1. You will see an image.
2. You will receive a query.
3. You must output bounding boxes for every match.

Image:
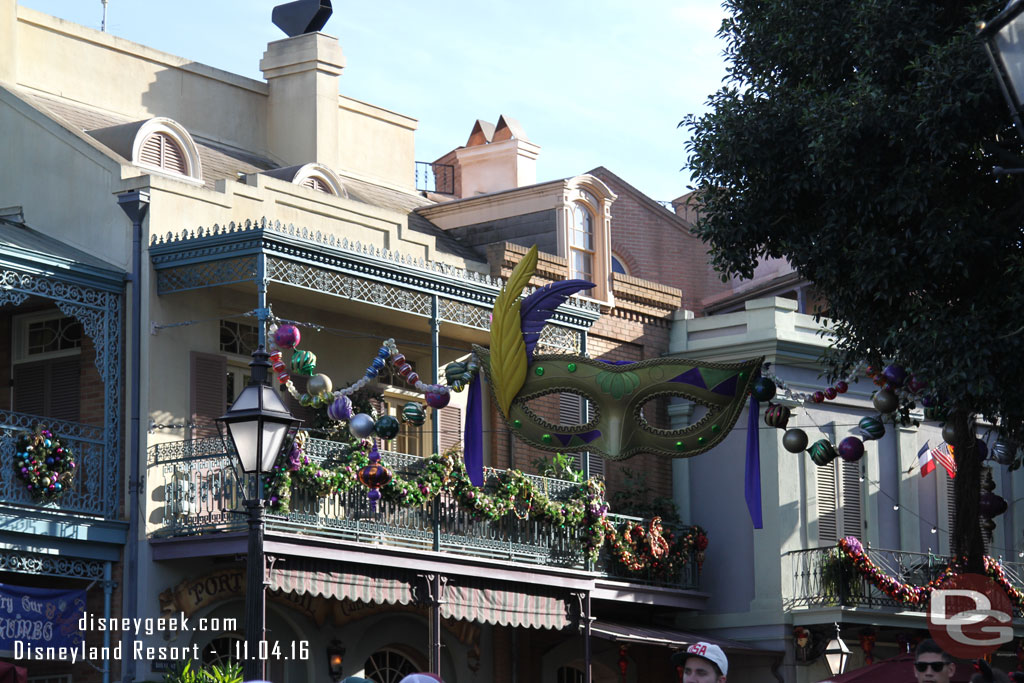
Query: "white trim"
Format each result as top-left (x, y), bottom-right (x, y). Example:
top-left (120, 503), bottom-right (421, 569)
top-left (131, 117), bottom-right (204, 184)
top-left (12, 310), bottom-right (83, 364)
top-left (291, 163), bottom-right (347, 197)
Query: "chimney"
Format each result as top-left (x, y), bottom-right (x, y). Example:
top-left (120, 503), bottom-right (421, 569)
top-left (434, 115), bottom-right (540, 198)
top-left (0, 0), bottom-right (16, 84)
top-left (259, 32), bottom-right (345, 169)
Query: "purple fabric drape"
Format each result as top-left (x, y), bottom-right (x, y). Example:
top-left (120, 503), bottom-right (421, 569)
top-left (464, 373), bottom-right (484, 486)
top-left (745, 395), bottom-right (763, 529)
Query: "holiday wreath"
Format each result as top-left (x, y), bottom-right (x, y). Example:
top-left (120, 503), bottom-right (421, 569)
top-left (15, 426), bottom-right (76, 500)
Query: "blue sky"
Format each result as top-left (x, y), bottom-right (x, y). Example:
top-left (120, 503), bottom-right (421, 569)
top-left (21, 1), bottom-right (728, 202)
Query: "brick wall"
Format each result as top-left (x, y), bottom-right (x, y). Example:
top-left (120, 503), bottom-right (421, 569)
top-left (589, 167), bottom-right (732, 315)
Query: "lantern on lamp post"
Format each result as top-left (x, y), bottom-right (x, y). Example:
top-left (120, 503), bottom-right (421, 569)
top-left (217, 346), bottom-right (300, 682)
top-left (823, 623), bottom-right (851, 676)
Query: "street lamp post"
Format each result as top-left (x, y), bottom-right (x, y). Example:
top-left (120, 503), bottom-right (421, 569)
top-left (980, 0), bottom-right (1024, 144)
top-left (217, 346), bottom-right (299, 682)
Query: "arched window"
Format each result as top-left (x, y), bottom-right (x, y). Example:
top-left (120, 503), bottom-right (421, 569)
top-left (202, 634), bottom-right (242, 668)
top-left (292, 163), bottom-right (346, 196)
top-left (130, 118), bottom-right (203, 182)
top-left (138, 132), bottom-right (187, 175)
top-left (611, 254), bottom-right (629, 275)
top-left (569, 202), bottom-right (594, 281)
top-left (363, 648), bottom-right (417, 682)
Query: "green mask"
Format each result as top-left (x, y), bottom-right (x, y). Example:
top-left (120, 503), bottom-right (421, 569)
top-left (474, 346), bottom-right (761, 460)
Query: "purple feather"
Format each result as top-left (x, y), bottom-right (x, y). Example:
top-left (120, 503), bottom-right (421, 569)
top-left (520, 279), bottom-right (594, 361)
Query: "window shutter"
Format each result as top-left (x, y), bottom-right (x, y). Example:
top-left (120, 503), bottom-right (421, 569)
top-left (190, 352), bottom-right (226, 439)
top-left (139, 133), bottom-right (187, 175)
top-left (139, 134), bottom-right (162, 167)
top-left (840, 460), bottom-right (863, 541)
top-left (561, 394), bottom-right (604, 477)
top-left (13, 362), bottom-right (46, 416)
top-left (438, 405), bottom-right (462, 454)
top-left (48, 357), bottom-right (81, 422)
top-left (301, 176), bottom-right (332, 193)
top-left (816, 462), bottom-right (839, 545)
top-left (13, 358), bottom-right (80, 422)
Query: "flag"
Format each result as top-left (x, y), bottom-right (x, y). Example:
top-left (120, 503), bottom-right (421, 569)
top-left (918, 442), bottom-right (936, 477)
top-left (932, 443), bottom-right (957, 479)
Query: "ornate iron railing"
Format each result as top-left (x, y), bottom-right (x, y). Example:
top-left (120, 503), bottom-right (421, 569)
top-left (147, 438), bottom-right (699, 589)
top-left (0, 410), bottom-right (109, 516)
top-left (415, 162), bottom-right (455, 195)
top-left (784, 546), bottom-right (1024, 612)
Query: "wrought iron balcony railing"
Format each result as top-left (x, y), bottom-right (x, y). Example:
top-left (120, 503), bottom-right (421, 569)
top-left (147, 437), bottom-right (700, 590)
top-left (415, 161), bottom-right (455, 195)
top-left (0, 410), bottom-right (111, 517)
top-left (784, 546), bottom-right (1024, 613)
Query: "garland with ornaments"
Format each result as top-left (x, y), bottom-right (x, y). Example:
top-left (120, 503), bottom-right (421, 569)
top-left (14, 426), bottom-right (76, 500)
top-left (263, 435), bottom-right (707, 574)
top-left (836, 536), bottom-right (1024, 609)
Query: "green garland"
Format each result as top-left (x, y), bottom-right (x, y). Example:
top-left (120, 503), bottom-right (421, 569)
top-left (14, 426), bottom-right (76, 500)
top-left (264, 436), bottom-right (708, 573)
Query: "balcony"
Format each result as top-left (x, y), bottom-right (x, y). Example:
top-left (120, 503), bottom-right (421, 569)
top-left (147, 437), bottom-right (701, 590)
top-left (0, 409), bottom-right (114, 517)
top-left (784, 546), bottom-right (1024, 614)
top-left (414, 161), bottom-right (455, 195)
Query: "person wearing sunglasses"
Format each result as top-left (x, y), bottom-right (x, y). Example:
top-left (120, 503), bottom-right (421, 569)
top-left (914, 639), bottom-right (955, 683)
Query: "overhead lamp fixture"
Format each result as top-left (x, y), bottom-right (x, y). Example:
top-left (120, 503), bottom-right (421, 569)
top-left (823, 623), bottom-right (851, 676)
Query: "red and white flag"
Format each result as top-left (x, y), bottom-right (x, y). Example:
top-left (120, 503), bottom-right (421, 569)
top-left (932, 443), bottom-right (957, 479)
top-left (918, 442), bottom-right (936, 477)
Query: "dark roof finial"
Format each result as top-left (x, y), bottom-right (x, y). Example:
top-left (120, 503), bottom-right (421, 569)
top-left (272, 0), bottom-right (333, 37)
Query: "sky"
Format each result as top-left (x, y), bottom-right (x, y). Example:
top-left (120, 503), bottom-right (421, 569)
top-left (20, 1), bottom-right (730, 203)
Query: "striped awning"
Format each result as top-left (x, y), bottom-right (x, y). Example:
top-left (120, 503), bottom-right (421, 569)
top-left (267, 557), bottom-right (572, 630)
top-left (269, 558), bottom-right (414, 606)
top-left (441, 577), bottom-right (571, 630)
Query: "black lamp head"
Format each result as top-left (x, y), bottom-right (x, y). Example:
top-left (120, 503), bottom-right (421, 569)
top-left (273, 0), bottom-right (333, 37)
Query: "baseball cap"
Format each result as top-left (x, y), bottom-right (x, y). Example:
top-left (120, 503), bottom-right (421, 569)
top-left (670, 642), bottom-right (728, 676)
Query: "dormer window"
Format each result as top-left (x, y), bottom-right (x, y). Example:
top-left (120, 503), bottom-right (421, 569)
top-left (130, 118), bottom-right (203, 183)
top-left (139, 133), bottom-right (187, 175)
top-left (561, 176), bottom-right (616, 303)
top-left (260, 163), bottom-right (347, 197)
top-left (569, 202), bottom-right (595, 281)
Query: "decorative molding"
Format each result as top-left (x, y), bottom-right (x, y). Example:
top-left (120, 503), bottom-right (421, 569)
top-left (0, 548), bottom-right (106, 580)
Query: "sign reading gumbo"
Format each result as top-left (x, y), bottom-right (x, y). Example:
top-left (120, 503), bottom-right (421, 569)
top-left (0, 585), bottom-right (86, 651)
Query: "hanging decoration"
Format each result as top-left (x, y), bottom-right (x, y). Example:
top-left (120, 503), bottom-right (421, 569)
top-left (837, 536), bottom-right (1024, 610)
top-left (783, 428), bottom-right (809, 454)
top-left (401, 402), bottom-right (427, 427)
top-left (859, 628), bottom-right (877, 665)
top-left (838, 436), bottom-right (865, 462)
top-left (14, 426), bottom-right (76, 500)
top-left (858, 417), bottom-right (885, 441)
top-left (263, 438), bottom-right (708, 574)
top-left (809, 439), bottom-right (838, 466)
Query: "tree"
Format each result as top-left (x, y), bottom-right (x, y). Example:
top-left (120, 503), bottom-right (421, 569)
top-left (682, 0), bottom-right (1024, 571)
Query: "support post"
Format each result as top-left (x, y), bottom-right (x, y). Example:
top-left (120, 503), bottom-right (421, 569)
top-left (116, 190), bottom-right (149, 683)
top-left (430, 573), bottom-right (442, 676)
top-left (103, 562), bottom-right (113, 683)
top-left (584, 592), bottom-right (592, 683)
top-left (245, 499), bottom-right (267, 682)
top-left (431, 296), bottom-right (441, 552)
top-left (256, 253), bottom-right (268, 348)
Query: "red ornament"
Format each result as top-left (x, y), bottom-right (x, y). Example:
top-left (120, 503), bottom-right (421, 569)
top-left (825, 387), bottom-right (838, 400)
top-left (812, 391), bottom-right (825, 403)
top-left (836, 380), bottom-right (849, 393)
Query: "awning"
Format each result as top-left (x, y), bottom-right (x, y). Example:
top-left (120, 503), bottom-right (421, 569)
top-left (590, 620), bottom-right (771, 655)
top-left (442, 577), bottom-right (571, 630)
top-left (269, 557), bottom-right (572, 630)
top-left (269, 558), bottom-right (415, 606)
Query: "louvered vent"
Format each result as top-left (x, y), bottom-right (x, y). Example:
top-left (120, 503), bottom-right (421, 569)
top-left (840, 460), bottom-right (862, 541)
top-left (301, 175), bottom-right (333, 194)
top-left (139, 133), bottom-right (188, 175)
top-left (439, 405), bottom-right (462, 454)
top-left (816, 462), bottom-right (839, 544)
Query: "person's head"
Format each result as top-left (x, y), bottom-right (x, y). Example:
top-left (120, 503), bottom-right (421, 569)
top-left (672, 642), bottom-right (728, 683)
top-left (971, 659), bottom-right (1011, 683)
top-left (914, 639), bottom-right (955, 683)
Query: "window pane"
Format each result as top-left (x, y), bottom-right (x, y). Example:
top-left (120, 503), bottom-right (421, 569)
top-left (611, 255), bottom-right (627, 274)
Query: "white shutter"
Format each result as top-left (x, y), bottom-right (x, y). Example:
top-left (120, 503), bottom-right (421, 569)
top-left (816, 462), bottom-right (839, 545)
top-left (840, 460), bottom-right (863, 540)
top-left (439, 405), bottom-right (462, 454)
top-left (559, 393), bottom-right (603, 477)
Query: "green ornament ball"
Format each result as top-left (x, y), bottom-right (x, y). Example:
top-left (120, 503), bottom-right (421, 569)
top-left (401, 402), bottom-right (426, 426)
top-left (375, 415), bottom-right (401, 440)
top-left (808, 439), bottom-right (838, 466)
top-left (290, 350), bottom-right (317, 376)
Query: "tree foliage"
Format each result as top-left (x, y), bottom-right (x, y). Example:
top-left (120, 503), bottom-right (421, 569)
top-left (683, 0), bottom-right (1024, 568)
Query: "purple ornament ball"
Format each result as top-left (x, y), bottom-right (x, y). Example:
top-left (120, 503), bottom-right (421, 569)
top-left (367, 489), bottom-right (382, 502)
top-left (273, 324), bottom-right (301, 350)
top-left (838, 436), bottom-right (865, 462)
top-left (425, 391), bottom-right (451, 409)
top-left (327, 395), bottom-right (354, 421)
top-left (881, 365), bottom-right (907, 388)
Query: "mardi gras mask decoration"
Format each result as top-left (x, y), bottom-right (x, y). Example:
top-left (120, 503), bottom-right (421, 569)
top-left (462, 246), bottom-right (761, 481)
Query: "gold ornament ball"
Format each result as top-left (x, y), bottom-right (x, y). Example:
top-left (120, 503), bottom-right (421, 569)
top-left (308, 373), bottom-right (333, 397)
